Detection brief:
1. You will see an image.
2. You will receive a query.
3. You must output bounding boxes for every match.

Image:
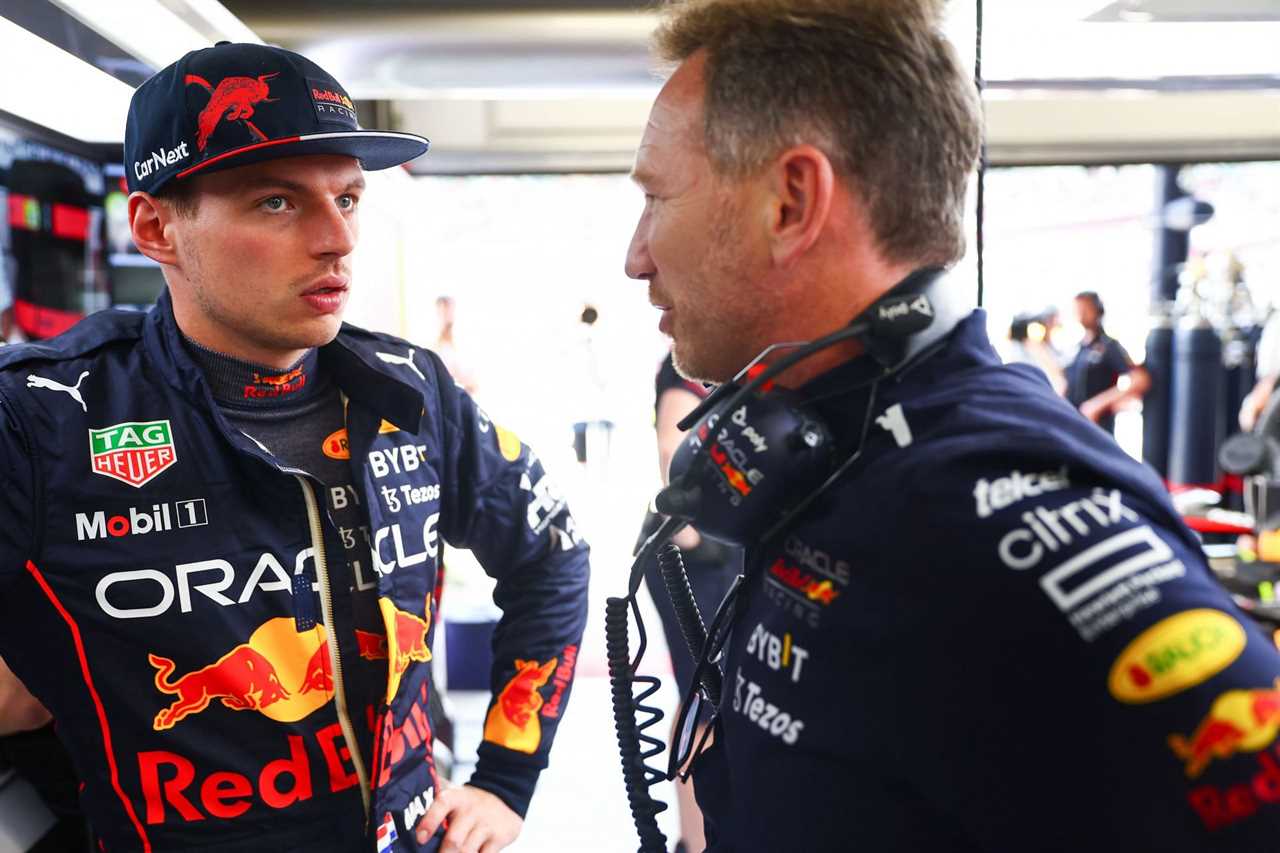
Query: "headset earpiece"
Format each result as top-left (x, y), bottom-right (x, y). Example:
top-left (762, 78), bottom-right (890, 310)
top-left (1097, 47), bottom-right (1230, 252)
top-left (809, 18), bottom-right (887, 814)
top-left (660, 267), bottom-right (966, 547)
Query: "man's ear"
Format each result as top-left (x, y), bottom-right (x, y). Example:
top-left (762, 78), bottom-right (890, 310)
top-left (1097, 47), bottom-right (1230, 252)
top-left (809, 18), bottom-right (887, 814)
top-left (128, 192), bottom-right (180, 266)
top-left (766, 145), bottom-right (835, 269)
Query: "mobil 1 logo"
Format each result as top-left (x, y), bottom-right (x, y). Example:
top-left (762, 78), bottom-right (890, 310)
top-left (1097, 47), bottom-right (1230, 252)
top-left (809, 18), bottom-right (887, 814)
top-left (76, 499), bottom-right (209, 541)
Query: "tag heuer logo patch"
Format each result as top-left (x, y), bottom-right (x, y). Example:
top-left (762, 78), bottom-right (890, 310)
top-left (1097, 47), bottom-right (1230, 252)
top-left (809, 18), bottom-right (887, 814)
top-left (89, 420), bottom-right (177, 488)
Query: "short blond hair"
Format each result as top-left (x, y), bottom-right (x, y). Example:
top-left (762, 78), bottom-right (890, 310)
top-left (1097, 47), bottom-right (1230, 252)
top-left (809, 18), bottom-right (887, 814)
top-left (655, 0), bottom-right (981, 267)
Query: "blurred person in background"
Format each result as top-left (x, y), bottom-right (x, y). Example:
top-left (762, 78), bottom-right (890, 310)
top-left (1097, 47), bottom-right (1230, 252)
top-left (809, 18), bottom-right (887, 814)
top-left (568, 304), bottom-right (615, 476)
top-left (1065, 290), bottom-right (1148, 434)
top-left (636, 350), bottom-right (740, 853)
top-left (0, 254), bottom-right (12, 342)
top-left (1239, 308), bottom-right (1280, 432)
top-left (433, 295), bottom-right (480, 396)
top-left (1005, 306), bottom-right (1065, 394)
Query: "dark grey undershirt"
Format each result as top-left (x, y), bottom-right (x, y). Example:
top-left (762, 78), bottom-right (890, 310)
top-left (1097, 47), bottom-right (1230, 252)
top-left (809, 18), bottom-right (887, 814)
top-left (182, 336), bottom-right (386, 743)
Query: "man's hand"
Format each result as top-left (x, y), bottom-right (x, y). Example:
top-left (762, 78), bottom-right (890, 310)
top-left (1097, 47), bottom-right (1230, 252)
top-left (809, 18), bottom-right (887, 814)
top-left (1240, 383), bottom-right (1276, 432)
top-left (1079, 396), bottom-right (1107, 424)
top-left (0, 655), bottom-right (51, 735)
top-left (415, 783), bottom-right (523, 853)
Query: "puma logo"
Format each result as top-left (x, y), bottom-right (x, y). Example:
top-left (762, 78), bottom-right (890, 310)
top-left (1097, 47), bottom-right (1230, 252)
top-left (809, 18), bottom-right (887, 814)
top-left (875, 403), bottom-right (913, 448)
top-left (27, 371), bottom-right (89, 412)
top-left (375, 349), bottom-right (426, 382)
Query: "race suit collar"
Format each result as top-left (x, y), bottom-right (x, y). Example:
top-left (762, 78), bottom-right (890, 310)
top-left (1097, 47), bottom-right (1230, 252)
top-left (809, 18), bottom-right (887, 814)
top-left (143, 288), bottom-right (424, 434)
top-left (796, 308), bottom-right (996, 434)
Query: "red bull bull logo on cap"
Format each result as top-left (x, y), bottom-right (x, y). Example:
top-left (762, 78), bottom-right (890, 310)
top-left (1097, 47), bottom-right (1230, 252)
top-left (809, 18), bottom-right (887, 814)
top-left (1168, 678), bottom-right (1280, 779)
top-left (185, 72), bottom-right (279, 151)
top-left (149, 618), bottom-right (333, 731)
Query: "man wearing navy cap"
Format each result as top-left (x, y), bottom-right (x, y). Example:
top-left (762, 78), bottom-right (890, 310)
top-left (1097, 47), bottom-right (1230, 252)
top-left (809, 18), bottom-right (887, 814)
top-left (0, 42), bottom-right (589, 853)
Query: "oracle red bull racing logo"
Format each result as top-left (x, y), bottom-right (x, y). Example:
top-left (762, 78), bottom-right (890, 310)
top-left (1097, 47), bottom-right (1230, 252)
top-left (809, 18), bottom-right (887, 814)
top-left (149, 617), bottom-right (335, 731)
top-left (89, 420), bottom-right (177, 488)
top-left (1176, 679), bottom-right (1280, 831)
top-left (768, 557), bottom-right (840, 606)
top-left (1169, 678), bottom-right (1280, 779)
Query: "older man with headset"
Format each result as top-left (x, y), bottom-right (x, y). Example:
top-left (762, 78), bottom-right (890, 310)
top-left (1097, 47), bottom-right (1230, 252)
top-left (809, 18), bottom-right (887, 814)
top-left (624, 0), bottom-right (1280, 850)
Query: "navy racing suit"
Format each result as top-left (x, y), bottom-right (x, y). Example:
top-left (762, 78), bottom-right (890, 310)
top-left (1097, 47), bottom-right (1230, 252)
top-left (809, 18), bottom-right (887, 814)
top-left (0, 290), bottom-right (589, 852)
top-left (692, 309), bottom-right (1280, 852)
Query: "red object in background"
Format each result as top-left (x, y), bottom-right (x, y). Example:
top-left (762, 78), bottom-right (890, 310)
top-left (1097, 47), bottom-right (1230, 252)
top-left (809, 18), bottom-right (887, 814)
top-left (1182, 515), bottom-right (1254, 536)
top-left (14, 299), bottom-right (83, 339)
top-left (8, 193), bottom-right (37, 229)
top-left (51, 204), bottom-right (90, 241)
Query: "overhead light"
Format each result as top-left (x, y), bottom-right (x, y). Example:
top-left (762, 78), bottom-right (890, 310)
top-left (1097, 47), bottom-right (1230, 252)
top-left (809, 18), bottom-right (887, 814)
top-left (0, 17), bottom-right (134, 143)
top-left (157, 0), bottom-right (261, 45)
top-left (46, 0), bottom-right (214, 70)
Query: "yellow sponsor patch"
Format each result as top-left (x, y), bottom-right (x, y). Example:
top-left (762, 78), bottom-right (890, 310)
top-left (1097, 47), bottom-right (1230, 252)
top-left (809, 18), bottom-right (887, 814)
top-left (495, 424), bottom-right (522, 462)
top-left (322, 428), bottom-right (350, 460)
top-left (325, 421), bottom-right (398, 459)
top-left (1108, 609), bottom-right (1246, 704)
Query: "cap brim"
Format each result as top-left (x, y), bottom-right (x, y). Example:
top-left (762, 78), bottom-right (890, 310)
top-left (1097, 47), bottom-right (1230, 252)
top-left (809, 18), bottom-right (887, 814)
top-left (173, 131), bottom-right (430, 183)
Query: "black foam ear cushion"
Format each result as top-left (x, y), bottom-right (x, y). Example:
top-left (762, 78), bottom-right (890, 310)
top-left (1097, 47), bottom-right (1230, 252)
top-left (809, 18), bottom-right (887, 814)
top-left (1220, 433), bottom-right (1268, 477)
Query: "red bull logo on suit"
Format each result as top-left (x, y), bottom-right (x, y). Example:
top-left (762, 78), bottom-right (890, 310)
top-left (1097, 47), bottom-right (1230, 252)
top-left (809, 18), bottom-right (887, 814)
top-left (149, 617), bottom-right (333, 730)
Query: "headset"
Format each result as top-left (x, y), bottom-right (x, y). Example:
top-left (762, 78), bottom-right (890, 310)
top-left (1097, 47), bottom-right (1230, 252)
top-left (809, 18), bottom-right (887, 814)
top-left (607, 265), bottom-right (970, 852)
top-left (655, 265), bottom-right (968, 546)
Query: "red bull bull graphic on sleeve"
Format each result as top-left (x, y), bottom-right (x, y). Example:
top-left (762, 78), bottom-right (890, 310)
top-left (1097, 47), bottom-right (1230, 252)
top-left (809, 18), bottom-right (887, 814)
top-left (149, 618), bottom-right (333, 730)
top-left (378, 596), bottom-right (432, 704)
top-left (1168, 678), bottom-right (1280, 779)
top-left (89, 420), bottom-right (177, 488)
top-left (483, 657), bottom-right (558, 754)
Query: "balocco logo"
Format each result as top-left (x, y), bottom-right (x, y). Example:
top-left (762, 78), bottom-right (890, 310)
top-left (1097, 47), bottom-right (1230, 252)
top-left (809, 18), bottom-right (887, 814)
top-left (1109, 610), bottom-right (1246, 704)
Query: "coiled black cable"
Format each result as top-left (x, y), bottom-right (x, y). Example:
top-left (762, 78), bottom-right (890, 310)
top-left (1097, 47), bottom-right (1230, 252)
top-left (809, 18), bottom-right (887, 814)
top-left (606, 594), bottom-right (669, 853)
top-left (657, 542), bottom-right (720, 706)
top-left (607, 515), bottom-right (687, 852)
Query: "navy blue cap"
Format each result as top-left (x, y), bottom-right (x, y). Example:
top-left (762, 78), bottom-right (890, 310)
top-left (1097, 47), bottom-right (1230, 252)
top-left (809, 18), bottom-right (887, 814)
top-left (125, 42), bottom-right (429, 194)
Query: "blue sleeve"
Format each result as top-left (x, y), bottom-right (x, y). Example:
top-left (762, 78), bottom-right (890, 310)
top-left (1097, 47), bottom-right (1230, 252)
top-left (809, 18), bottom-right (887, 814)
top-left (0, 389), bottom-right (37, 587)
top-left (895, 451), bottom-right (1280, 849)
top-left (430, 357), bottom-right (590, 817)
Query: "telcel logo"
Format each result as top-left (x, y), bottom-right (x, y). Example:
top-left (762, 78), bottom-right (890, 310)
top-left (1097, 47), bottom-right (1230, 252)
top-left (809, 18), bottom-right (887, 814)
top-left (76, 499), bottom-right (208, 541)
